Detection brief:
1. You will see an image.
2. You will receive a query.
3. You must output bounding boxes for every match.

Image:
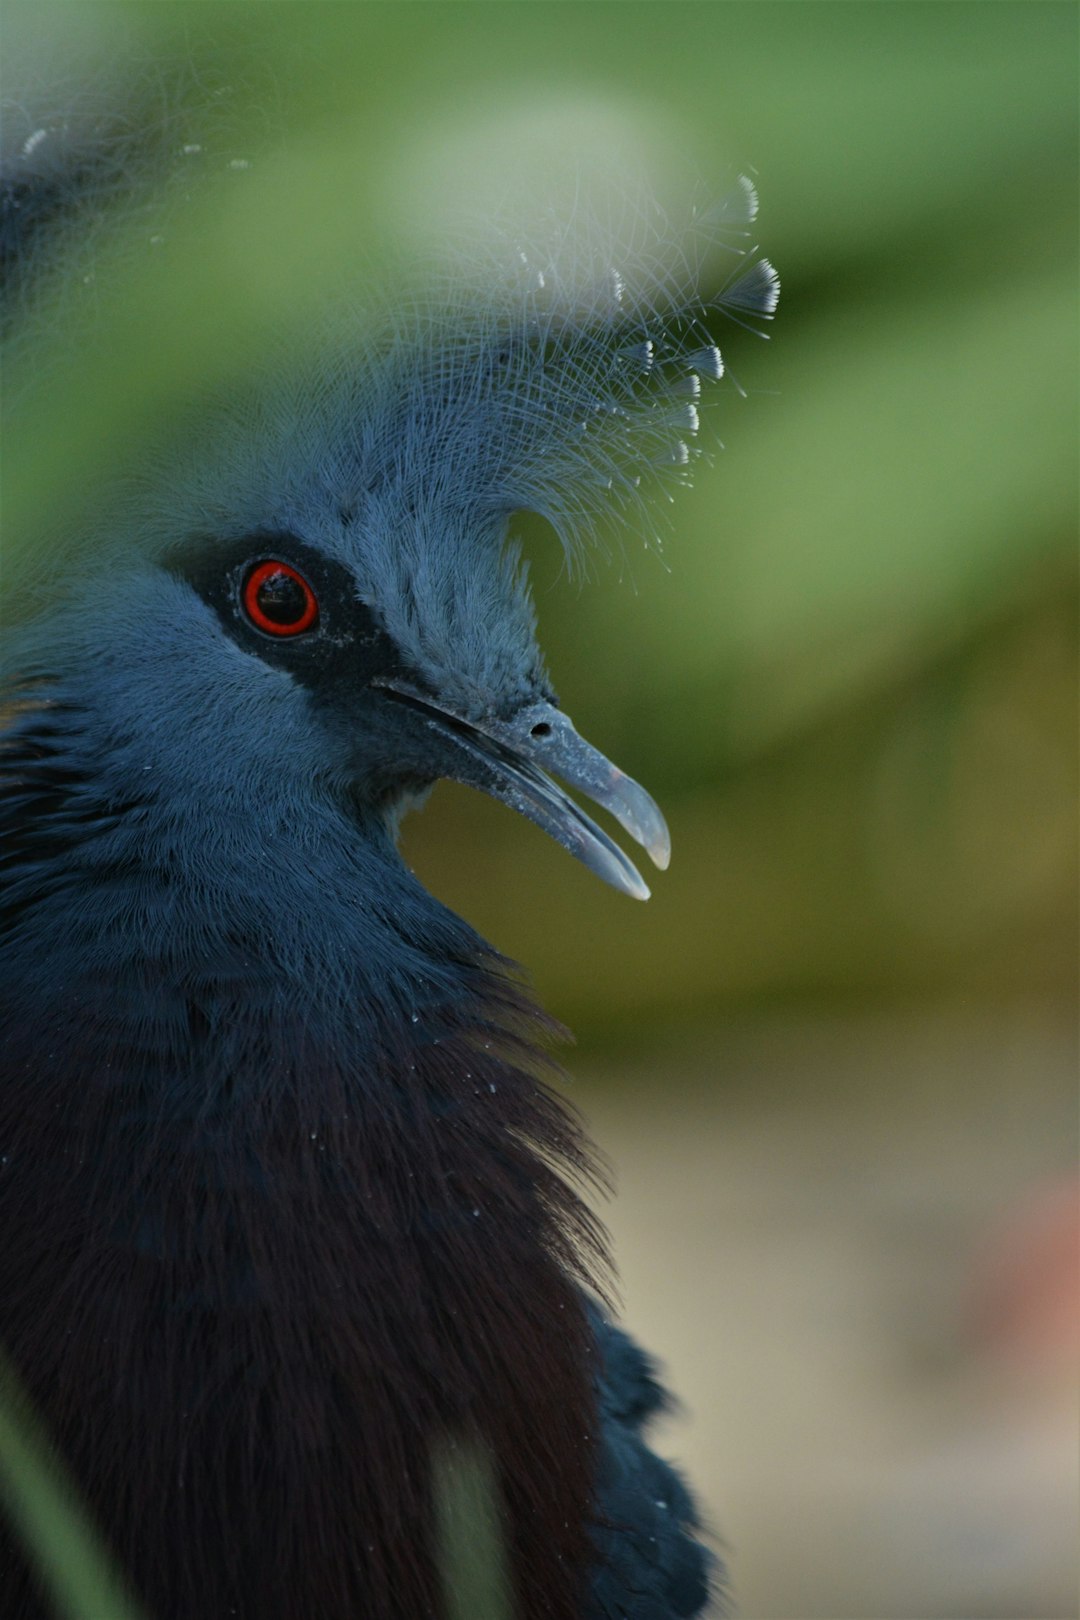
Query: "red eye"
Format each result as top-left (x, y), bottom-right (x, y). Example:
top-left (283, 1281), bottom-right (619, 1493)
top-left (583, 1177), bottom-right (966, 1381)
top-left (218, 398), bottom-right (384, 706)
top-left (242, 560), bottom-right (319, 637)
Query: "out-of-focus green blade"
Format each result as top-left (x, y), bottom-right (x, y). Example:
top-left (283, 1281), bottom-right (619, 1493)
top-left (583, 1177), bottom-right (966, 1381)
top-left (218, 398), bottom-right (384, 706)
top-left (0, 1355), bottom-right (146, 1620)
top-left (432, 1435), bottom-right (512, 1620)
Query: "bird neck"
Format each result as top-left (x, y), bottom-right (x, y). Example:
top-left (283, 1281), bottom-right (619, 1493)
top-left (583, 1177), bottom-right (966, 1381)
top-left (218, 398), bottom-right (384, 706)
top-left (2, 671), bottom-right (602, 1300)
top-left (1, 680), bottom-right (528, 1120)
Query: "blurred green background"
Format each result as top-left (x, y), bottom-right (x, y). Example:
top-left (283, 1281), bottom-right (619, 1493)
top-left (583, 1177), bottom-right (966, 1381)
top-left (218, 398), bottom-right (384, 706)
top-left (3, 3), bottom-right (1077, 1617)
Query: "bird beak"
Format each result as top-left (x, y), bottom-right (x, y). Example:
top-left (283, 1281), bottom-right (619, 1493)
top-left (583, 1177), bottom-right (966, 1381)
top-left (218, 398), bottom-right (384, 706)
top-left (377, 686), bottom-right (670, 900)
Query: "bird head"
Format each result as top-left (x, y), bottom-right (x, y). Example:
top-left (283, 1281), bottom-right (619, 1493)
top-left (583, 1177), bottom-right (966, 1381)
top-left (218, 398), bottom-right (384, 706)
top-left (154, 440), bottom-right (671, 903)
top-left (10, 185), bottom-right (777, 916)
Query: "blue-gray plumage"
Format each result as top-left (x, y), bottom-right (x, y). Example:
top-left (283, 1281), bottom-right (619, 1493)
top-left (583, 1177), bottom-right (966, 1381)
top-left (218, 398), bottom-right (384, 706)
top-left (1, 91), bottom-right (777, 1620)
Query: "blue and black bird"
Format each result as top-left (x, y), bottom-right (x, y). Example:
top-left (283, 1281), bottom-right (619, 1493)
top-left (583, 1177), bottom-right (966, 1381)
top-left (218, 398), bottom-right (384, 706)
top-left (1, 93), bottom-right (778, 1620)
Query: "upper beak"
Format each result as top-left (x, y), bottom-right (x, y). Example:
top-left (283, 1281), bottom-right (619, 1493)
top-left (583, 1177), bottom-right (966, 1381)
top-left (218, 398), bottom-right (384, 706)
top-left (378, 685), bottom-right (670, 900)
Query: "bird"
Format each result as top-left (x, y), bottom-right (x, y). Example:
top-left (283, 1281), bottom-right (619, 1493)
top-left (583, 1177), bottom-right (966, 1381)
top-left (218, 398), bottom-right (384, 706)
top-left (0, 86), bottom-right (778, 1620)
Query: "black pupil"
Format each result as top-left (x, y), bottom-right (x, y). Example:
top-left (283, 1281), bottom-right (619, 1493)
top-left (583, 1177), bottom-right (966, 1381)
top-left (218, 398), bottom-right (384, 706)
top-left (256, 570), bottom-right (307, 625)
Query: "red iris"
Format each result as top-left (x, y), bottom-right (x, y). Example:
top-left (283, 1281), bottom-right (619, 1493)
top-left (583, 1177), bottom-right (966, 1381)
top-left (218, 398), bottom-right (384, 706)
top-left (242, 560), bottom-right (319, 637)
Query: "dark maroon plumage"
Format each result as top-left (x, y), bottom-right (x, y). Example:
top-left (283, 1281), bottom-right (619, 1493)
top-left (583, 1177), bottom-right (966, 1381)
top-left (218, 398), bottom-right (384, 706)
top-left (1, 882), bottom-right (603, 1617)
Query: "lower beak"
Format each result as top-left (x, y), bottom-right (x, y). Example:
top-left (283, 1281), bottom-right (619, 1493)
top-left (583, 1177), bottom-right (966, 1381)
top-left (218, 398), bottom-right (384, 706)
top-left (378, 686), bottom-right (670, 901)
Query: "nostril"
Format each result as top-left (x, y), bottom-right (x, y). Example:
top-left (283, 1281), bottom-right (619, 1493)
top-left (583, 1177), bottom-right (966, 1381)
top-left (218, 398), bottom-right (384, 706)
top-left (530, 721), bottom-right (552, 739)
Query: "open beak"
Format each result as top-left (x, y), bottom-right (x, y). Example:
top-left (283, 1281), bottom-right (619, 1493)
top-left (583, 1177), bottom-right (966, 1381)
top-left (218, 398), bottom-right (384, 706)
top-left (379, 685), bottom-right (670, 900)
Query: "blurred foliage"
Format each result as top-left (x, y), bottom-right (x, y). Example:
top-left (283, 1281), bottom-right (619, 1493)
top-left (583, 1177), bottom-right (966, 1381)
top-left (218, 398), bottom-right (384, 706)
top-left (3, 0), bottom-right (1076, 1044)
top-left (0, 1354), bottom-right (145, 1620)
top-left (432, 1435), bottom-right (512, 1620)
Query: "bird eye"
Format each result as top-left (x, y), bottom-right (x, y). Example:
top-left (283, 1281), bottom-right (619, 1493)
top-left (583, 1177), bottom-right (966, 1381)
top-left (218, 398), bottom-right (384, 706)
top-left (241, 560), bottom-right (319, 637)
